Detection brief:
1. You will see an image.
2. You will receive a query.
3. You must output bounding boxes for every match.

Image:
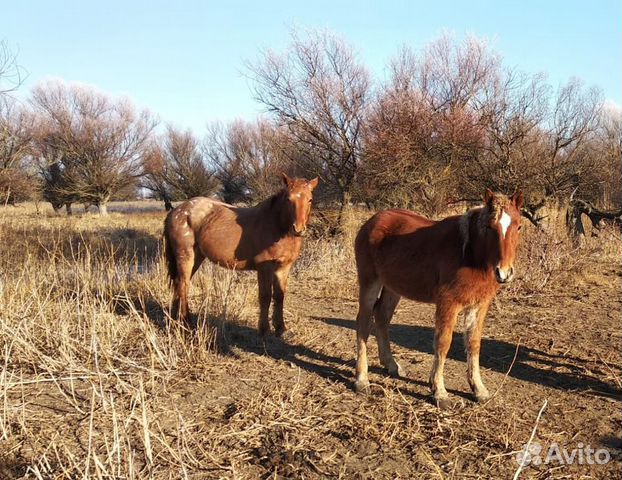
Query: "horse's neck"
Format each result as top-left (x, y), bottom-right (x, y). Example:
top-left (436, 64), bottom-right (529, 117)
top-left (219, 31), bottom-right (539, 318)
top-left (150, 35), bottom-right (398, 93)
top-left (257, 191), bottom-right (292, 236)
top-left (461, 209), bottom-right (493, 270)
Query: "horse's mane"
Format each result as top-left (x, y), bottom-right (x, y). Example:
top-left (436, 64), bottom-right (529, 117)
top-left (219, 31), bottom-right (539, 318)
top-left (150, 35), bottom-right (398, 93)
top-left (458, 207), bottom-right (480, 258)
top-left (268, 188), bottom-right (288, 208)
top-left (256, 188), bottom-right (292, 233)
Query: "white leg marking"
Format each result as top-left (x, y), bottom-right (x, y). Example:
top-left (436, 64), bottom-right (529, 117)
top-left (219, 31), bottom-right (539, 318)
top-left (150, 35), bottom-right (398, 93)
top-left (499, 211), bottom-right (511, 238)
top-left (463, 306), bottom-right (478, 332)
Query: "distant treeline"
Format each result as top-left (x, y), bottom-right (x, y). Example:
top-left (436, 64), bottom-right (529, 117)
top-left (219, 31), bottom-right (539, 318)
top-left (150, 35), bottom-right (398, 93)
top-left (0, 31), bottom-right (620, 219)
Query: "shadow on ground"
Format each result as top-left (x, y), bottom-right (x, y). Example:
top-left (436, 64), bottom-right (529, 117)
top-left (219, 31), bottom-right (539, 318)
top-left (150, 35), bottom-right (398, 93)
top-left (319, 316), bottom-right (621, 400)
top-left (122, 290), bottom-right (620, 405)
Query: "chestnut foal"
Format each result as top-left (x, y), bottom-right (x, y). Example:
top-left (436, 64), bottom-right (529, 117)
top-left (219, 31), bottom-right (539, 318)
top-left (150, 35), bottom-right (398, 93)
top-left (164, 173), bottom-right (318, 336)
top-left (353, 189), bottom-right (523, 408)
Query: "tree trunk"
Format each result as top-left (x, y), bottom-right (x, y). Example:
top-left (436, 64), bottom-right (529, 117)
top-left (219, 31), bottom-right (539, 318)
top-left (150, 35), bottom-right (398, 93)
top-left (567, 199), bottom-right (622, 242)
top-left (98, 202), bottom-right (108, 216)
top-left (163, 195), bottom-right (173, 211)
top-left (65, 203), bottom-right (73, 216)
top-left (565, 203), bottom-right (585, 247)
top-left (333, 190), bottom-right (352, 235)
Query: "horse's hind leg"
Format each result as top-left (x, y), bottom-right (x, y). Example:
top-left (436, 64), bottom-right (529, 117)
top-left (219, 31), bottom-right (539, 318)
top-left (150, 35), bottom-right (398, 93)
top-left (374, 288), bottom-right (403, 377)
top-left (354, 279), bottom-right (382, 393)
top-left (172, 247), bottom-right (196, 328)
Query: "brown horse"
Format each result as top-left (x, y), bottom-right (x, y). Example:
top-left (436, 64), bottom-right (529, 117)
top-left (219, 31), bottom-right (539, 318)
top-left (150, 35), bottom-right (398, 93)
top-left (164, 173), bottom-right (318, 336)
top-left (353, 189), bottom-right (523, 409)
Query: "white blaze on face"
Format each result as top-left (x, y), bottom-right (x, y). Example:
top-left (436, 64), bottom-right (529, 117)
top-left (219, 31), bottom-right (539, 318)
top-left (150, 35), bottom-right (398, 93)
top-left (499, 211), bottom-right (511, 238)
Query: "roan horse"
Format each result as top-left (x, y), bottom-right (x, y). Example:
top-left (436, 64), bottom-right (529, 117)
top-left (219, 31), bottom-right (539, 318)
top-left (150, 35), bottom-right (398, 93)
top-left (353, 189), bottom-right (523, 408)
top-left (164, 174), bottom-right (318, 336)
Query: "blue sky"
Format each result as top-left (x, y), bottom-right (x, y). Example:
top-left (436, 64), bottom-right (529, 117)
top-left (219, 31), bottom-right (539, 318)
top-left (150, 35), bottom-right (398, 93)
top-left (2, 1), bottom-right (620, 134)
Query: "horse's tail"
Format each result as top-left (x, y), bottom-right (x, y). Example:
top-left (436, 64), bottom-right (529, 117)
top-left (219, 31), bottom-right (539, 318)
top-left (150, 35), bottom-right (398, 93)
top-left (163, 215), bottom-right (177, 286)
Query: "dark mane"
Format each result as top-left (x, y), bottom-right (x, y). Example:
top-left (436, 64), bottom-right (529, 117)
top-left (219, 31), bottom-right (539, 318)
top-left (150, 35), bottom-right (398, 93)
top-left (268, 188), bottom-right (288, 208)
top-left (265, 188), bottom-right (293, 233)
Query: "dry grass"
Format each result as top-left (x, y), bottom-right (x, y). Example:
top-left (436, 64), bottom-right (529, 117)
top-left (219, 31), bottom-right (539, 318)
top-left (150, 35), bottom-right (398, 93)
top-left (0, 201), bottom-right (619, 479)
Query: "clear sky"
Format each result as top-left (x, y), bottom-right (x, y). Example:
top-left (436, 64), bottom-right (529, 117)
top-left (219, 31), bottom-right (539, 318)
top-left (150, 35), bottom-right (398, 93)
top-left (2, 1), bottom-right (620, 134)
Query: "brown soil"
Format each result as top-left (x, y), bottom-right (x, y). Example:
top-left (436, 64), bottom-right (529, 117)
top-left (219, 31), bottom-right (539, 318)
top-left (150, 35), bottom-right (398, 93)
top-left (178, 263), bottom-right (621, 478)
top-left (1, 205), bottom-right (620, 479)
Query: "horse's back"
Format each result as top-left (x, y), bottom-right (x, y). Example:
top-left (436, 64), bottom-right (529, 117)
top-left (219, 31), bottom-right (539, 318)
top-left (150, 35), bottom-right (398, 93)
top-left (356, 209), bottom-right (435, 251)
top-left (165, 196), bottom-right (240, 255)
top-left (355, 209), bottom-right (461, 302)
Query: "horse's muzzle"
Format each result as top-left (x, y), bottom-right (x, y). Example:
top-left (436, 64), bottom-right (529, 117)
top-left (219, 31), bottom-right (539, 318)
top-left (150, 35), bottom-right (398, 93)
top-left (292, 225), bottom-right (307, 237)
top-left (495, 266), bottom-right (514, 284)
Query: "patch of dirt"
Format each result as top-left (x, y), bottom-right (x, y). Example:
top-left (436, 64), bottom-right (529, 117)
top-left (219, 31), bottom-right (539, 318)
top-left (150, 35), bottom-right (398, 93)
top-left (3, 261), bottom-right (620, 478)
top-left (197, 260), bottom-right (620, 478)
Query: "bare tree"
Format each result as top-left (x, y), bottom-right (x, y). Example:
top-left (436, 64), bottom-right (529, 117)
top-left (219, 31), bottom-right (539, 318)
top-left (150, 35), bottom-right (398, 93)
top-left (0, 99), bottom-right (37, 204)
top-left (463, 70), bottom-right (550, 200)
top-left (538, 79), bottom-right (603, 199)
top-left (359, 35), bottom-right (496, 214)
top-left (30, 80), bottom-right (156, 215)
top-left (141, 139), bottom-right (174, 210)
top-left (205, 119), bottom-right (292, 203)
top-left (413, 34), bottom-right (501, 112)
top-left (358, 33), bottom-right (608, 224)
top-left (248, 29), bottom-right (370, 220)
top-left (143, 126), bottom-right (218, 205)
top-left (0, 40), bottom-right (24, 97)
top-left (596, 103), bottom-right (622, 207)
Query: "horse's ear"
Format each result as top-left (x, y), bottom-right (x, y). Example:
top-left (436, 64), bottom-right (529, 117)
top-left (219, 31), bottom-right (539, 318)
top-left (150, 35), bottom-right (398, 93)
top-left (512, 189), bottom-right (524, 210)
top-left (281, 172), bottom-right (291, 189)
top-left (484, 188), bottom-right (494, 206)
top-left (308, 177), bottom-right (319, 191)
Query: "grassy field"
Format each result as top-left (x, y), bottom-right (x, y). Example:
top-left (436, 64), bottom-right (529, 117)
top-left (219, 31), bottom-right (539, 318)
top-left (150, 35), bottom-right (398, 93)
top-left (0, 200), bottom-right (620, 479)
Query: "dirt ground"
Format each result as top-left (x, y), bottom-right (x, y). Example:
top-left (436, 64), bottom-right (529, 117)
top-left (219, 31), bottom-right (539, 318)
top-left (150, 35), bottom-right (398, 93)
top-left (0, 203), bottom-right (620, 479)
top-left (172, 262), bottom-right (621, 479)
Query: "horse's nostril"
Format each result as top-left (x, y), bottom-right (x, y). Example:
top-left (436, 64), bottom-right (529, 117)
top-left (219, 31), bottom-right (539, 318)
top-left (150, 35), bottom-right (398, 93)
top-left (494, 266), bottom-right (508, 283)
top-left (292, 224), bottom-right (306, 236)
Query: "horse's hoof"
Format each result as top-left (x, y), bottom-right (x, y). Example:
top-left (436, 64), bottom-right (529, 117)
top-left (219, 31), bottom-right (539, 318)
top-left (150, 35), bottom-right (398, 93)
top-left (354, 379), bottom-right (371, 394)
top-left (475, 391), bottom-right (491, 403)
top-left (388, 362), bottom-right (405, 378)
top-left (435, 396), bottom-right (452, 410)
top-left (276, 329), bottom-right (295, 342)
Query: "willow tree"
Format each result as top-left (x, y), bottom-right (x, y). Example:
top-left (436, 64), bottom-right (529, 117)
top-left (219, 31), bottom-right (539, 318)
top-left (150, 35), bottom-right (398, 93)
top-left (30, 80), bottom-right (156, 214)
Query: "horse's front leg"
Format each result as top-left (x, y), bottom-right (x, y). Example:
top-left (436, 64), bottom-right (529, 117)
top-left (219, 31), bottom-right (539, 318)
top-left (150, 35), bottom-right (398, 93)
top-left (430, 301), bottom-right (460, 409)
top-left (272, 263), bottom-right (292, 337)
top-left (464, 299), bottom-right (492, 402)
top-left (257, 265), bottom-right (274, 336)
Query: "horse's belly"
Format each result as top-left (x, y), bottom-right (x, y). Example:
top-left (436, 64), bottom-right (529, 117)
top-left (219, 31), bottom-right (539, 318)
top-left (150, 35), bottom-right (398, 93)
top-left (198, 219), bottom-right (246, 267)
top-left (378, 265), bottom-right (438, 304)
top-left (385, 279), bottom-right (436, 303)
top-left (209, 257), bottom-right (252, 270)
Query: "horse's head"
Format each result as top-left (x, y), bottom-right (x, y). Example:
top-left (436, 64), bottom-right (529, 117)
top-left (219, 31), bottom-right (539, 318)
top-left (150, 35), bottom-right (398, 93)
top-left (481, 188), bottom-right (523, 284)
top-left (281, 173), bottom-right (319, 237)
